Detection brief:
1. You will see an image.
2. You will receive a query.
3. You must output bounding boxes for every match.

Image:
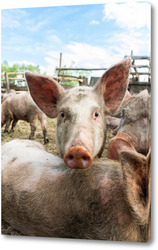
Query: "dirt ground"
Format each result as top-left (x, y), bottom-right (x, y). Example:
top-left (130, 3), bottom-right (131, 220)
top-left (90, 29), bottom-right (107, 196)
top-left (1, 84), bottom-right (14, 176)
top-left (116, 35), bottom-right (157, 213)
top-left (1, 117), bottom-right (114, 236)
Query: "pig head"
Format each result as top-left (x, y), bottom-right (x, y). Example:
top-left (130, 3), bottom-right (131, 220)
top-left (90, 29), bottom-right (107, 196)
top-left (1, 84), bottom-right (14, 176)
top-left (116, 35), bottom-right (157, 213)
top-left (109, 89), bottom-right (151, 160)
top-left (25, 58), bottom-right (131, 169)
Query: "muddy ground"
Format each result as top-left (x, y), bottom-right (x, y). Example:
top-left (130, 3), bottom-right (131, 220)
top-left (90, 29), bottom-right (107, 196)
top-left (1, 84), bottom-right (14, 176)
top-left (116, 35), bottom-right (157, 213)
top-left (1, 118), bottom-right (114, 236)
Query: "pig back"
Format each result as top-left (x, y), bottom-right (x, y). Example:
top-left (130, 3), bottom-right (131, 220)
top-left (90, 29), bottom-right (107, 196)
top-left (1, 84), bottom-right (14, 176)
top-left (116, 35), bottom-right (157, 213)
top-left (2, 139), bottom-right (146, 241)
top-left (3, 92), bottom-right (41, 121)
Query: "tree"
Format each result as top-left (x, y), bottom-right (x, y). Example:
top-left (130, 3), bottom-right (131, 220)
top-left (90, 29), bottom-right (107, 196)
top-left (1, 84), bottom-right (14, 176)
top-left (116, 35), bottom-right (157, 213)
top-left (1, 61), bottom-right (41, 87)
top-left (1, 61), bottom-right (41, 75)
top-left (19, 64), bottom-right (40, 74)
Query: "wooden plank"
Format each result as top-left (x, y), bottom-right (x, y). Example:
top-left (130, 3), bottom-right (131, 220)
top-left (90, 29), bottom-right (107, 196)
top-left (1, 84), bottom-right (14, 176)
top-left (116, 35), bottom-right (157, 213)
top-left (56, 67), bottom-right (107, 71)
top-left (52, 76), bottom-right (83, 82)
top-left (131, 56), bottom-right (150, 60)
top-left (125, 55), bottom-right (150, 60)
top-left (56, 65), bottom-right (150, 71)
top-left (58, 74), bottom-right (83, 79)
top-left (129, 81), bottom-right (151, 85)
top-left (130, 72), bottom-right (151, 76)
top-left (2, 77), bottom-right (82, 82)
top-left (57, 70), bottom-right (151, 75)
top-left (7, 72), bottom-right (25, 75)
top-left (8, 78), bottom-right (26, 81)
top-left (132, 65), bottom-right (150, 69)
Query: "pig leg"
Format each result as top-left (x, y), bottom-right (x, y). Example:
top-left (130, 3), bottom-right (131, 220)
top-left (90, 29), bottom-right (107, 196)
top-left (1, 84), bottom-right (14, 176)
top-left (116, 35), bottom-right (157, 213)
top-left (10, 118), bottom-right (18, 132)
top-left (42, 129), bottom-right (49, 144)
top-left (4, 117), bottom-right (12, 133)
top-left (29, 121), bottom-right (36, 140)
top-left (42, 127), bottom-right (49, 144)
top-left (38, 115), bottom-right (49, 144)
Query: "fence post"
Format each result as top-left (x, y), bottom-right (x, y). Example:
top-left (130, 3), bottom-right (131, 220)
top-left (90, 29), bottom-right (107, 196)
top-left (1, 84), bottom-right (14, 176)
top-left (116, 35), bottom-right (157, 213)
top-left (79, 77), bottom-right (88, 86)
top-left (5, 72), bottom-right (10, 93)
top-left (58, 53), bottom-right (62, 80)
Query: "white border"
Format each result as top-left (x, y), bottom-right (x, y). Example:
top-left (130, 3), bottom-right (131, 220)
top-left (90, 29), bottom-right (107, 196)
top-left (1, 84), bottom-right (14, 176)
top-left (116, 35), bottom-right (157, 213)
top-left (0, 1), bottom-right (157, 250)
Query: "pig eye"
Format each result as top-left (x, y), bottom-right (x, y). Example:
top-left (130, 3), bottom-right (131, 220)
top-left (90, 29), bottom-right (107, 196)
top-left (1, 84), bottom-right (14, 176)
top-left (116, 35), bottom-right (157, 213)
top-left (60, 112), bottom-right (65, 118)
top-left (94, 112), bottom-right (99, 118)
top-left (93, 111), bottom-right (100, 119)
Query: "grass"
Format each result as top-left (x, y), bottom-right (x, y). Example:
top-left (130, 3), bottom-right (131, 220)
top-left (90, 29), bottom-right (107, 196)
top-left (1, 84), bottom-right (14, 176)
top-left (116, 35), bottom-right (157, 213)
top-left (1, 118), bottom-right (58, 155)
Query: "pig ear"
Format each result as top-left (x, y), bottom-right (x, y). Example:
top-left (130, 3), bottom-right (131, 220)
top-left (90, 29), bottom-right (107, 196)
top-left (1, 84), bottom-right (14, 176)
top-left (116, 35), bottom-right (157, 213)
top-left (120, 150), bottom-right (151, 225)
top-left (108, 132), bottom-right (137, 160)
top-left (25, 72), bottom-right (65, 118)
top-left (95, 58), bottom-right (131, 115)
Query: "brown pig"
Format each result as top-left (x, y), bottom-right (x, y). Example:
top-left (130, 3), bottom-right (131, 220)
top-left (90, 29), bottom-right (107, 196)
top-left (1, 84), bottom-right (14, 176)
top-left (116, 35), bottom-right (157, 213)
top-left (25, 58), bottom-right (131, 169)
top-left (1, 91), bottom-right (49, 144)
top-left (109, 89), bottom-right (151, 160)
top-left (105, 90), bottom-right (132, 129)
top-left (2, 139), bottom-right (151, 242)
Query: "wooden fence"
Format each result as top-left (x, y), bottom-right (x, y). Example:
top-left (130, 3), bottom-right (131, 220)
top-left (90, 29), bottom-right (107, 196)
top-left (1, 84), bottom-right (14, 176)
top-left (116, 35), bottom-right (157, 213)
top-left (1, 72), bottom-right (85, 93)
top-left (1, 72), bottom-right (25, 92)
top-left (125, 52), bottom-right (151, 93)
top-left (56, 52), bottom-right (151, 93)
top-left (1, 52), bottom-right (151, 94)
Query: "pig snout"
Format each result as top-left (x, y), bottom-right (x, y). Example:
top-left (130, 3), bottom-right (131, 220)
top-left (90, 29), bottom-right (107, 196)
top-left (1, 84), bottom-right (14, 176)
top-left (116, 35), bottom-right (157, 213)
top-left (64, 146), bottom-right (93, 169)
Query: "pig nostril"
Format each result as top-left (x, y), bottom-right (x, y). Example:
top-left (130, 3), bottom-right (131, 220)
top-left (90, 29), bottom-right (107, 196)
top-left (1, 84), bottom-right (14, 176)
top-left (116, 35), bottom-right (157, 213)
top-left (69, 154), bottom-right (74, 160)
top-left (82, 155), bottom-right (89, 161)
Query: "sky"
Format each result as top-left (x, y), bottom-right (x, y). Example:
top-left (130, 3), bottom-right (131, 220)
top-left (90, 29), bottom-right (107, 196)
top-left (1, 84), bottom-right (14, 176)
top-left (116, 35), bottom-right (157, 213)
top-left (1, 0), bottom-right (151, 78)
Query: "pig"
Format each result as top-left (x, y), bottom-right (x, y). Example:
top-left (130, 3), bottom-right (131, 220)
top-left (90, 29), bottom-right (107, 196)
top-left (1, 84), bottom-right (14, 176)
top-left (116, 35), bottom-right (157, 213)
top-left (1, 92), bottom-right (14, 103)
top-left (1, 91), bottom-right (17, 103)
top-left (105, 115), bottom-right (121, 129)
top-left (105, 90), bottom-right (132, 129)
top-left (109, 89), bottom-right (151, 160)
top-left (1, 91), bottom-right (49, 144)
top-left (25, 58), bottom-right (131, 168)
top-left (2, 139), bottom-right (151, 241)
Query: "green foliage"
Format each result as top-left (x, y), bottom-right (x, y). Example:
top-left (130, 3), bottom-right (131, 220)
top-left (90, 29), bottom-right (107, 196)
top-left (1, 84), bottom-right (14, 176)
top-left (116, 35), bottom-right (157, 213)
top-left (1, 61), bottom-right (41, 87)
top-left (1, 61), bottom-right (41, 75)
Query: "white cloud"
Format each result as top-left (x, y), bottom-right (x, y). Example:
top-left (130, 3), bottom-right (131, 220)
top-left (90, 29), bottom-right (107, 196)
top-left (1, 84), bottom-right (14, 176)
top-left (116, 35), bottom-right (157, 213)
top-left (48, 34), bottom-right (62, 44)
top-left (1, 9), bottom-right (28, 29)
top-left (44, 56), bottom-right (58, 67)
top-left (28, 20), bottom-right (47, 32)
top-left (103, 2), bottom-right (151, 30)
top-left (64, 42), bottom-right (116, 67)
top-left (106, 30), bottom-right (150, 57)
top-left (44, 2), bottom-right (150, 75)
top-left (2, 9), bottom-right (47, 32)
top-left (89, 20), bottom-right (100, 25)
top-left (42, 52), bottom-right (61, 75)
top-left (42, 29), bottom-right (150, 76)
top-left (43, 42), bottom-right (122, 76)
top-left (46, 32), bottom-right (62, 47)
top-left (8, 60), bottom-right (37, 67)
top-left (24, 18), bottom-right (48, 32)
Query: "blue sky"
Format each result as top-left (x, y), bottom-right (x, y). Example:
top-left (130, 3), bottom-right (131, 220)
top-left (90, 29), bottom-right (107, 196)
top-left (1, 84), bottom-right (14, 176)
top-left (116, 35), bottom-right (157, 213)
top-left (1, 0), bottom-right (150, 77)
